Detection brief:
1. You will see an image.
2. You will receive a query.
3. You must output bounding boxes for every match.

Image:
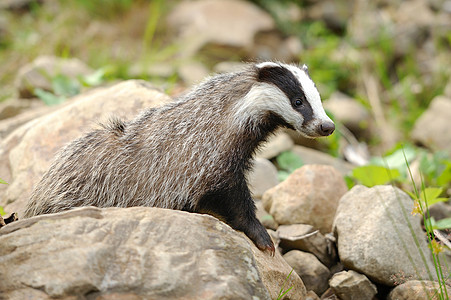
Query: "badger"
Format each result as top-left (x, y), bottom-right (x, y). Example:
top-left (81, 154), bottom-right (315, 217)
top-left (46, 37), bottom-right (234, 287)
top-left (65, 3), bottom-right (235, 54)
top-left (24, 62), bottom-right (334, 253)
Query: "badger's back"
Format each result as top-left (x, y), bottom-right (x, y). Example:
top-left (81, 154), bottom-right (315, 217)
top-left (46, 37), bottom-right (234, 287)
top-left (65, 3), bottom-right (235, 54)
top-left (24, 69), bottom-right (257, 218)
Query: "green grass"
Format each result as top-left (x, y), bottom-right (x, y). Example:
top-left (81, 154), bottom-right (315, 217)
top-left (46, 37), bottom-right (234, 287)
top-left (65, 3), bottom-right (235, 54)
top-left (276, 268), bottom-right (294, 300)
top-left (345, 146), bottom-right (451, 298)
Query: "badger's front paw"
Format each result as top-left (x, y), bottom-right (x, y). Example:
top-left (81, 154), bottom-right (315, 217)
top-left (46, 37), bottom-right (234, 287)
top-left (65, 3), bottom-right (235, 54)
top-left (245, 220), bottom-right (275, 256)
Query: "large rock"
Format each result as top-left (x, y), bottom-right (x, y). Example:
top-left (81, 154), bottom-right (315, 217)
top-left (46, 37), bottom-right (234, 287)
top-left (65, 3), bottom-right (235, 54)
top-left (262, 165), bottom-right (348, 234)
top-left (333, 185), bottom-right (435, 286)
top-left (15, 55), bottom-right (93, 98)
top-left (388, 280), bottom-right (451, 300)
top-left (411, 96), bottom-right (451, 154)
top-left (291, 145), bottom-right (354, 175)
top-left (0, 80), bottom-right (172, 216)
top-left (323, 92), bottom-right (370, 138)
top-left (328, 270), bottom-right (377, 300)
top-left (166, 0), bottom-right (275, 58)
top-left (283, 250), bottom-right (330, 296)
top-left (0, 206), bottom-right (306, 300)
top-left (277, 224), bottom-right (336, 267)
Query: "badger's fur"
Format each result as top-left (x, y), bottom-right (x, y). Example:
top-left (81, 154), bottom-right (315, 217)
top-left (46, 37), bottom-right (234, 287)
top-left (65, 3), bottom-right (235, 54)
top-left (24, 62), bottom-right (334, 253)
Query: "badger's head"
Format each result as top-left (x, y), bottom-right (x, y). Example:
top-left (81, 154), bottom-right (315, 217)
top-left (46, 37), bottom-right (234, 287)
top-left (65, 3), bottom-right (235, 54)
top-left (238, 62), bottom-right (334, 138)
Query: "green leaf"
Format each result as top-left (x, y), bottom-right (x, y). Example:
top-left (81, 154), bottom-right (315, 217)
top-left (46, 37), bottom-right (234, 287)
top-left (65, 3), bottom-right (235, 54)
top-left (371, 146), bottom-right (417, 171)
top-left (51, 74), bottom-right (80, 97)
top-left (437, 161), bottom-right (451, 187)
top-left (80, 69), bottom-right (105, 86)
top-left (352, 165), bottom-right (401, 187)
top-left (277, 170), bottom-right (291, 182)
top-left (0, 206), bottom-right (5, 216)
top-left (34, 88), bottom-right (66, 106)
top-left (276, 151), bottom-right (304, 173)
top-left (434, 217), bottom-right (451, 230)
top-left (424, 217), bottom-right (436, 232)
top-left (0, 178), bottom-right (7, 184)
top-left (421, 187), bottom-right (447, 207)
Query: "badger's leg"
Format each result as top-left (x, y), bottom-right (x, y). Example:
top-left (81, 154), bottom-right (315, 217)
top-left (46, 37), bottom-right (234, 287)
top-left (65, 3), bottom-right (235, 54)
top-left (197, 183), bottom-right (275, 254)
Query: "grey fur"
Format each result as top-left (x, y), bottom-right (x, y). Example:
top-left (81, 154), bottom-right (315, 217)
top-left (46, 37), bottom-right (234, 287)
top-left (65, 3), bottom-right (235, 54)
top-left (24, 62), bottom-right (334, 252)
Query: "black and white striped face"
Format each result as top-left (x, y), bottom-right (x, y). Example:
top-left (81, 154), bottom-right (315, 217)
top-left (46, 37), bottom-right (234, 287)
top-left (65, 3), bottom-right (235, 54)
top-left (240, 62), bottom-right (335, 138)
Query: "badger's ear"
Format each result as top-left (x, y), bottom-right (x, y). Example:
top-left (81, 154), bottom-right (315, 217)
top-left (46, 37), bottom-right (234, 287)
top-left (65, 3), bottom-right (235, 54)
top-left (256, 62), bottom-right (280, 70)
top-left (302, 64), bottom-right (310, 76)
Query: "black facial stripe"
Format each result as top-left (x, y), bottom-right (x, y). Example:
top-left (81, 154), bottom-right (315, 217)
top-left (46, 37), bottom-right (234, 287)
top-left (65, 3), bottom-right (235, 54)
top-left (257, 65), bottom-right (314, 125)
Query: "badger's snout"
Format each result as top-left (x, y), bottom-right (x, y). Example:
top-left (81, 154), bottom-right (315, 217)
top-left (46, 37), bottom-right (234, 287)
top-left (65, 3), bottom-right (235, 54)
top-left (318, 121), bottom-right (335, 136)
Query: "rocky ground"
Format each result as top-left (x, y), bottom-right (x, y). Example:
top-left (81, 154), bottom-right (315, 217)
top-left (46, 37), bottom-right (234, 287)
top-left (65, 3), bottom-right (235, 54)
top-left (1, 0), bottom-right (451, 299)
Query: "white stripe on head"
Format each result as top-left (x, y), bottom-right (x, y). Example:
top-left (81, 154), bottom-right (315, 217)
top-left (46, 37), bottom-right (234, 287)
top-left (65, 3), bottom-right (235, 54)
top-left (232, 82), bottom-right (303, 131)
top-left (282, 63), bottom-right (332, 125)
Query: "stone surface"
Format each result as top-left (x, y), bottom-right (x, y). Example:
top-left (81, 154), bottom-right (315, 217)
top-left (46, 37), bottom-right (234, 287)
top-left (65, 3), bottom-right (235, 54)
top-left (0, 102), bottom-right (57, 139)
top-left (277, 224), bottom-right (336, 267)
top-left (328, 270), bottom-right (377, 300)
top-left (411, 96), bottom-right (451, 154)
top-left (263, 165), bottom-right (347, 234)
top-left (388, 280), bottom-right (451, 300)
top-left (0, 98), bottom-right (45, 121)
top-left (323, 92), bottom-right (370, 138)
top-left (15, 55), bottom-right (93, 98)
top-left (333, 185), bottom-right (436, 286)
top-left (0, 80), bottom-right (172, 216)
top-left (248, 157), bottom-right (279, 200)
top-left (291, 145), bottom-right (354, 175)
top-left (0, 207), bottom-right (257, 299)
top-left (0, 206), bottom-right (308, 300)
top-left (256, 131), bottom-right (294, 160)
top-left (166, 0), bottom-right (275, 57)
top-left (283, 250), bottom-right (330, 296)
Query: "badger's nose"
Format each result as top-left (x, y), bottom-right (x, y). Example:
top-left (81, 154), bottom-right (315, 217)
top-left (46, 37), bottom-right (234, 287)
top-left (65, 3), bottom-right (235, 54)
top-left (319, 121), bottom-right (335, 136)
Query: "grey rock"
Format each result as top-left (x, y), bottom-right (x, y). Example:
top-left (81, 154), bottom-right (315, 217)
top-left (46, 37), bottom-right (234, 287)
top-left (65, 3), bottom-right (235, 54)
top-left (0, 80), bottom-right (172, 216)
top-left (277, 224), bottom-right (336, 267)
top-left (411, 96), bottom-right (451, 154)
top-left (263, 165), bottom-right (348, 234)
top-left (283, 250), bottom-right (330, 296)
top-left (305, 290), bottom-right (320, 300)
top-left (304, 0), bottom-right (354, 32)
top-left (388, 280), bottom-right (451, 300)
top-left (291, 145), bottom-right (354, 175)
top-left (323, 92), bottom-right (370, 138)
top-left (0, 206), bottom-right (307, 300)
top-left (166, 0), bottom-right (275, 58)
top-left (0, 0), bottom-right (43, 11)
top-left (428, 202), bottom-right (451, 222)
top-left (248, 157), bottom-right (279, 200)
top-left (329, 270), bottom-right (377, 300)
top-left (0, 98), bottom-right (45, 121)
top-left (0, 102), bottom-right (57, 139)
top-left (252, 32), bottom-right (303, 62)
top-left (333, 185), bottom-right (436, 286)
top-left (15, 55), bottom-right (93, 98)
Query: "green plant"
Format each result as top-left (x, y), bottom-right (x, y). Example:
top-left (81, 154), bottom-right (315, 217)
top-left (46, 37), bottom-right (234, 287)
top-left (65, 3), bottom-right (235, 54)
top-left (34, 70), bottom-right (106, 105)
top-left (276, 268), bottom-right (294, 300)
top-left (0, 206), bottom-right (5, 217)
top-left (404, 151), bottom-right (450, 299)
top-left (276, 151), bottom-right (303, 182)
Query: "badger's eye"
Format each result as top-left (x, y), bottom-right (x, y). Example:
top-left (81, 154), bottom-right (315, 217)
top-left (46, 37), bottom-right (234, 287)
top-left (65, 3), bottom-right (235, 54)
top-left (294, 99), bottom-right (302, 107)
